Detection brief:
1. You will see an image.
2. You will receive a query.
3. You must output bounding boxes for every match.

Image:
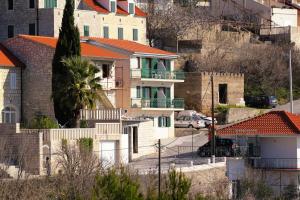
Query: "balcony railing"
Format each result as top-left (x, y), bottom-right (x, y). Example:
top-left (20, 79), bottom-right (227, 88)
top-left (131, 69), bottom-right (185, 80)
top-left (80, 109), bottom-right (122, 121)
top-left (248, 158), bottom-right (300, 169)
top-left (131, 98), bottom-right (184, 109)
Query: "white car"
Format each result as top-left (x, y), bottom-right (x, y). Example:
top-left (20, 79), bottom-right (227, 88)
top-left (176, 110), bottom-right (217, 127)
top-left (175, 115), bottom-right (206, 129)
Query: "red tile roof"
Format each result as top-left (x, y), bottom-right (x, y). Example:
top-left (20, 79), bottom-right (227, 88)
top-left (19, 35), bottom-right (127, 60)
top-left (0, 44), bottom-right (23, 67)
top-left (83, 0), bottom-right (147, 17)
top-left (217, 111), bottom-right (300, 136)
top-left (91, 37), bottom-right (177, 56)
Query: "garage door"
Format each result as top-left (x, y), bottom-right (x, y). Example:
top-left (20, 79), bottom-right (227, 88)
top-left (100, 141), bottom-right (116, 167)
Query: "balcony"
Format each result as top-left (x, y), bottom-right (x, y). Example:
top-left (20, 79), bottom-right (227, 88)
top-left (131, 69), bottom-right (185, 82)
top-left (131, 98), bottom-right (184, 110)
top-left (248, 158), bottom-right (300, 169)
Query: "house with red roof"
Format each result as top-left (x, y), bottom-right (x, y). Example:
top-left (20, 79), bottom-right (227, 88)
top-left (1, 34), bottom-right (184, 163)
top-left (217, 110), bottom-right (300, 197)
top-left (0, 44), bottom-right (23, 124)
top-left (0, 0), bottom-right (147, 44)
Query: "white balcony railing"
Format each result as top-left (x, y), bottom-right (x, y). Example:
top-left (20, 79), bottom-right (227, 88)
top-left (80, 109), bottom-right (122, 121)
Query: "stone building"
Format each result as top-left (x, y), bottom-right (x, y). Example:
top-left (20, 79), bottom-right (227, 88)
top-left (0, 0), bottom-right (147, 44)
top-left (0, 44), bottom-right (22, 123)
top-left (3, 35), bottom-right (126, 123)
top-left (175, 72), bottom-right (244, 114)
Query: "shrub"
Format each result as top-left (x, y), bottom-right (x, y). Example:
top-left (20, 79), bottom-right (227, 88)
top-left (27, 115), bottom-right (59, 129)
top-left (78, 138), bottom-right (93, 152)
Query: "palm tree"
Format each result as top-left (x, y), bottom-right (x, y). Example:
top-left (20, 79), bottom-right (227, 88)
top-left (61, 56), bottom-right (102, 127)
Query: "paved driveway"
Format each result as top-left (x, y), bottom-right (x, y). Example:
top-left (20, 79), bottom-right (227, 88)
top-left (129, 129), bottom-right (214, 172)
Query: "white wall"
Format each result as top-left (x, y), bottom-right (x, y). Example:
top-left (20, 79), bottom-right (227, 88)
top-left (271, 8), bottom-right (298, 27)
top-left (260, 137), bottom-right (297, 159)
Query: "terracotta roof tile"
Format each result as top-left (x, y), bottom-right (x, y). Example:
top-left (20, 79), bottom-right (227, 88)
top-left (217, 111), bottom-right (300, 136)
top-left (91, 37), bottom-right (177, 56)
top-left (0, 44), bottom-right (23, 67)
top-left (83, 0), bottom-right (147, 17)
top-left (19, 35), bottom-right (127, 60)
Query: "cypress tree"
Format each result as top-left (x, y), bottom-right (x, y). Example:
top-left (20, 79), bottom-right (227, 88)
top-left (52, 0), bottom-right (81, 127)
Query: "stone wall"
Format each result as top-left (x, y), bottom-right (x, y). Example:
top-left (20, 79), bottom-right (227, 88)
top-left (175, 72), bottom-right (244, 115)
top-left (226, 107), bottom-right (268, 124)
top-left (3, 36), bottom-right (56, 122)
top-left (0, 124), bottom-right (40, 175)
top-left (0, 67), bottom-right (21, 123)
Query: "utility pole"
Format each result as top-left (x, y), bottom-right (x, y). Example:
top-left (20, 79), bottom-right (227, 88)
top-left (289, 48), bottom-right (294, 113)
top-left (158, 139), bottom-right (161, 199)
top-left (211, 73), bottom-right (215, 163)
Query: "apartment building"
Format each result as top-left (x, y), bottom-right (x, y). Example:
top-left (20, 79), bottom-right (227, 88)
top-left (0, 44), bottom-right (22, 124)
top-left (0, 0), bottom-right (147, 44)
top-left (217, 111), bottom-right (300, 198)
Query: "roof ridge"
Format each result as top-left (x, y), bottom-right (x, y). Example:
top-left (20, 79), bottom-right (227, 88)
top-left (282, 111), bottom-right (300, 132)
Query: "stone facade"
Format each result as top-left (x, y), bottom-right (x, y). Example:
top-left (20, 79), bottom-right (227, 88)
top-left (0, 0), bottom-right (147, 44)
top-left (3, 37), bottom-right (56, 123)
top-left (175, 72), bottom-right (244, 115)
top-left (0, 67), bottom-right (21, 123)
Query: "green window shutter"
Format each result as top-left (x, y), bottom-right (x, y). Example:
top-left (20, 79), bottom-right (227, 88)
top-left (103, 26), bottom-right (109, 38)
top-left (118, 28), bottom-right (123, 40)
top-left (165, 60), bottom-right (171, 71)
top-left (84, 26), bottom-right (89, 37)
top-left (142, 58), bottom-right (150, 78)
top-left (151, 87), bottom-right (158, 99)
top-left (129, 3), bottom-right (135, 14)
top-left (165, 88), bottom-right (171, 98)
top-left (133, 29), bottom-right (138, 41)
top-left (136, 86), bottom-right (141, 98)
top-left (151, 58), bottom-right (158, 70)
top-left (166, 117), bottom-right (171, 127)
top-left (110, 1), bottom-right (116, 12)
top-left (158, 117), bottom-right (162, 127)
top-left (142, 87), bottom-right (150, 99)
top-left (54, 0), bottom-right (57, 7)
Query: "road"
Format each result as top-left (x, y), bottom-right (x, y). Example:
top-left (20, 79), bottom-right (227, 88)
top-left (129, 129), bottom-right (216, 173)
top-left (274, 99), bottom-right (300, 114)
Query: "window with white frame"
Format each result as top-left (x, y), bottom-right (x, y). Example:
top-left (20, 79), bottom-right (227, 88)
top-left (2, 107), bottom-right (16, 123)
top-left (158, 116), bottom-right (171, 127)
top-left (10, 73), bottom-right (16, 89)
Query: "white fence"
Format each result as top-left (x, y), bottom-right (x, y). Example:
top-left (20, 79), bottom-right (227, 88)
top-left (80, 109), bottom-right (122, 121)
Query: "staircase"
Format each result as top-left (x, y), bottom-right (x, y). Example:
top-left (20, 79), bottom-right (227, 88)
top-left (98, 90), bottom-right (114, 109)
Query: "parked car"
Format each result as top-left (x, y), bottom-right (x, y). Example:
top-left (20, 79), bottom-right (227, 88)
top-left (176, 110), bottom-right (217, 127)
top-left (175, 115), bottom-right (206, 129)
top-left (245, 95), bottom-right (278, 108)
top-left (197, 138), bottom-right (234, 157)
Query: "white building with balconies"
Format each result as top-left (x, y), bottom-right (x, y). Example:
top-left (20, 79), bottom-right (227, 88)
top-left (217, 111), bottom-right (300, 197)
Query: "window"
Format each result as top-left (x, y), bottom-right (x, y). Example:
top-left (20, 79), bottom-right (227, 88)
top-left (29, 23), bottom-right (36, 35)
top-left (118, 27), bottom-right (123, 40)
top-left (133, 28), bottom-right (138, 41)
top-left (158, 116), bottom-right (171, 127)
top-left (137, 57), bottom-right (141, 69)
top-left (219, 84), bottom-right (228, 104)
top-left (2, 107), bottom-right (16, 123)
top-left (110, 1), bottom-right (116, 12)
top-left (29, 0), bottom-right (35, 8)
top-left (10, 73), bottom-right (17, 89)
top-left (7, 25), bottom-right (14, 38)
top-left (129, 3), bottom-right (135, 14)
top-left (84, 25), bottom-right (89, 37)
top-left (44, 0), bottom-right (57, 8)
top-left (102, 64), bottom-right (110, 78)
top-left (136, 86), bottom-right (141, 98)
top-left (103, 26), bottom-right (109, 38)
top-left (8, 0), bottom-right (13, 10)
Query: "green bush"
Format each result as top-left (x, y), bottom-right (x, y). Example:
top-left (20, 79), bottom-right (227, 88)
top-left (92, 168), bottom-right (143, 200)
top-left (27, 115), bottom-right (59, 129)
top-left (78, 138), bottom-right (93, 152)
top-left (80, 120), bottom-right (88, 128)
top-left (161, 169), bottom-right (191, 200)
